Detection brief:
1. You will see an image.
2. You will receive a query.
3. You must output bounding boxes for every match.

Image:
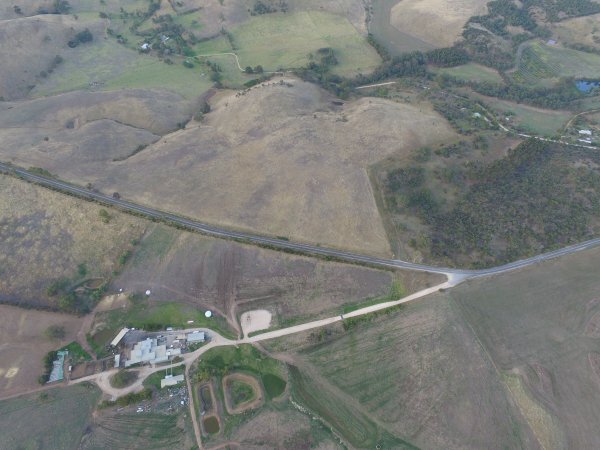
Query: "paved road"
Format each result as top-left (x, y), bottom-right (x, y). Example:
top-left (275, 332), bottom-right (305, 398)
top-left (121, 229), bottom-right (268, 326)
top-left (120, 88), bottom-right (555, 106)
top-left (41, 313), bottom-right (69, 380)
top-left (3, 162), bottom-right (600, 280)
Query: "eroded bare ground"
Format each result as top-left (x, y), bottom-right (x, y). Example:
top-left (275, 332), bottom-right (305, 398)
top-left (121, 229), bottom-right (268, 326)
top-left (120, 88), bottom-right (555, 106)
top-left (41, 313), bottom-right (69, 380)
top-left (114, 224), bottom-right (444, 332)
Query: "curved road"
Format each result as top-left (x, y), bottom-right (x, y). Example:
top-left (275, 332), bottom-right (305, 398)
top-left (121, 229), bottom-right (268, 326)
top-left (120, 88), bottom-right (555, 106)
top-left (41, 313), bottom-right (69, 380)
top-left (2, 162), bottom-right (600, 281)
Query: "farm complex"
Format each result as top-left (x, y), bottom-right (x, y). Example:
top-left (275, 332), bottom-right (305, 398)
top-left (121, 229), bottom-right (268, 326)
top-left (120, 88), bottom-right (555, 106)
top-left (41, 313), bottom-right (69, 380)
top-left (3, 0), bottom-right (600, 448)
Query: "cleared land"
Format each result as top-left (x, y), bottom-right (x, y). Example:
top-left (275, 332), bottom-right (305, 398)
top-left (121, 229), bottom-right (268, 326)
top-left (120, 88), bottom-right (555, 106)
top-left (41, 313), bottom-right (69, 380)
top-left (513, 41), bottom-right (600, 86)
top-left (0, 305), bottom-right (83, 398)
top-left (434, 63), bottom-right (504, 85)
top-left (0, 175), bottom-right (145, 308)
top-left (80, 411), bottom-right (195, 449)
top-left (283, 293), bottom-right (537, 449)
top-left (112, 224), bottom-right (442, 337)
top-left (450, 246), bottom-right (600, 449)
top-left (0, 384), bottom-right (100, 449)
top-left (195, 11), bottom-right (381, 76)
top-left (390, 0), bottom-right (488, 48)
top-left (550, 13), bottom-right (600, 52)
top-left (0, 14), bottom-right (103, 100)
top-left (10, 79), bottom-right (455, 256)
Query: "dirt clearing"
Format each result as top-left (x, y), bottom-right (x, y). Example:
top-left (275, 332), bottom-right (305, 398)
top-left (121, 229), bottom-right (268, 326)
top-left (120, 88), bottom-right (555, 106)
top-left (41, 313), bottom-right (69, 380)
top-left (241, 310), bottom-right (272, 337)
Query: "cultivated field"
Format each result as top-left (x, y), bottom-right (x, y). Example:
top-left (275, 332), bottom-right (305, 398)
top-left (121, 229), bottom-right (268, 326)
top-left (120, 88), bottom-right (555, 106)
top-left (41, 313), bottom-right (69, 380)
top-left (513, 41), bottom-right (600, 85)
top-left (0, 384), bottom-right (100, 449)
top-left (22, 79), bottom-right (454, 256)
top-left (291, 294), bottom-right (537, 449)
top-left (80, 411), bottom-right (196, 449)
top-left (389, 0), bottom-right (488, 48)
top-left (0, 175), bottom-right (145, 308)
top-left (112, 224), bottom-right (442, 338)
top-left (451, 246), bottom-right (600, 449)
top-left (0, 305), bottom-right (83, 398)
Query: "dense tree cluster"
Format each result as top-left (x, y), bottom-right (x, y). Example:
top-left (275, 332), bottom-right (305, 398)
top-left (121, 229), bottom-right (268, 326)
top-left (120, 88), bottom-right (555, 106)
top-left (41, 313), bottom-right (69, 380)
top-left (384, 139), bottom-right (600, 267)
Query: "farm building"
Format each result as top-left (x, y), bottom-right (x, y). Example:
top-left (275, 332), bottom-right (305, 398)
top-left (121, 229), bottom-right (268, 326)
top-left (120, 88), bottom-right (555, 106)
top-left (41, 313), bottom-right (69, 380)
top-left (579, 129), bottom-right (592, 136)
top-left (110, 328), bottom-right (129, 347)
top-left (125, 338), bottom-right (168, 367)
top-left (186, 331), bottom-right (205, 343)
top-left (161, 374), bottom-right (185, 388)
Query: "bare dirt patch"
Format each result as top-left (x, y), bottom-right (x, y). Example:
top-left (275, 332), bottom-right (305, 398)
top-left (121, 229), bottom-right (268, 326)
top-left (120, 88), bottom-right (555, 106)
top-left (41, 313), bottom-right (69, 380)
top-left (0, 305), bottom-right (82, 398)
top-left (222, 373), bottom-right (264, 415)
top-left (241, 310), bottom-right (272, 337)
top-left (390, 0), bottom-right (488, 48)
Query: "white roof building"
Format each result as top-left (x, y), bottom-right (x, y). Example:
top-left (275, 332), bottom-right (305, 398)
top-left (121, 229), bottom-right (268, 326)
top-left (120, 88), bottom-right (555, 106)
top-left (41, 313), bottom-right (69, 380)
top-left (579, 130), bottom-right (592, 135)
top-left (110, 328), bottom-right (129, 347)
top-left (186, 331), bottom-right (205, 343)
top-left (125, 338), bottom-right (169, 367)
top-left (161, 374), bottom-right (184, 388)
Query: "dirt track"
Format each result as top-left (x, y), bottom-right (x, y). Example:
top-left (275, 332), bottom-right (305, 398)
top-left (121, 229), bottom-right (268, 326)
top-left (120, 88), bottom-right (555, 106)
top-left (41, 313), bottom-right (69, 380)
top-left (222, 373), bottom-right (264, 415)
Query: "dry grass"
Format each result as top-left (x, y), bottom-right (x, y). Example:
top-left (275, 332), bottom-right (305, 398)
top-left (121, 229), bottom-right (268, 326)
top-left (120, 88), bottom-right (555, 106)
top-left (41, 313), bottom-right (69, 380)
top-left (0, 175), bottom-right (146, 307)
top-left (550, 13), bottom-right (600, 51)
top-left (451, 246), bottom-right (600, 449)
top-left (390, 0), bottom-right (488, 48)
top-left (114, 224), bottom-right (442, 334)
top-left (24, 78), bottom-right (454, 256)
top-left (0, 14), bottom-right (104, 100)
top-left (0, 305), bottom-right (82, 398)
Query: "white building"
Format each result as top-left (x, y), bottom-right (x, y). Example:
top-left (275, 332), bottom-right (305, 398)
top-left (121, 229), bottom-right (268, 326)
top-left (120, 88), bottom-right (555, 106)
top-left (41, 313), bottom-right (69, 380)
top-left (186, 331), bottom-right (205, 343)
top-left (110, 328), bottom-right (129, 347)
top-left (125, 338), bottom-right (169, 367)
top-left (160, 374), bottom-right (184, 388)
top-left (579, 129), bottom-right (592, 136)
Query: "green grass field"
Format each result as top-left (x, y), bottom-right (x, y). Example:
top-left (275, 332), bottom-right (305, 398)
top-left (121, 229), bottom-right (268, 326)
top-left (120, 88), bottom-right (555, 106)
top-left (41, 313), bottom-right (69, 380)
top-left (514, 41), bottom-right (600, 85)
top-left (434, 63), bottom-right (504, 84)
top-left (98, 299), bottom-right (236, 340)
top-left (32, 38), bottom-right (212, 99)
top-left (480, 96), bottom-right (572, 136)
top-left (195, 11), bottom-right (381, 76)
top-left (0, 384), bottom-right (100, 450)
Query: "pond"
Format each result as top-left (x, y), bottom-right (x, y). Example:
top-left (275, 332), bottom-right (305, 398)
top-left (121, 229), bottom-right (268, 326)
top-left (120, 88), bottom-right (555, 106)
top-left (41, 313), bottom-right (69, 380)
top-left (576, 80), bottom-right (600, 93)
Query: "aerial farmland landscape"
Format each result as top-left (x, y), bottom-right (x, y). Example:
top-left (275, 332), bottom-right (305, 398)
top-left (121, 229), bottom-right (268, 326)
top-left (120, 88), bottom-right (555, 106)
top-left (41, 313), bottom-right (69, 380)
top-left (2, 0), bottom-right (600, 449)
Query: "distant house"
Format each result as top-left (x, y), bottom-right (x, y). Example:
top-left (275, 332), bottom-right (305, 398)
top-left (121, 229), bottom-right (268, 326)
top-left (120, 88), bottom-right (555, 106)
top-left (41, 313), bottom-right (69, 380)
top-left (547, 39), bottom-right (557, 46)
top-left (579, 129), bottom-right (592, 136)
top-left (161, 374), bottom-right (184, 388)
top-left (140, 43), bottom-right (150, 51)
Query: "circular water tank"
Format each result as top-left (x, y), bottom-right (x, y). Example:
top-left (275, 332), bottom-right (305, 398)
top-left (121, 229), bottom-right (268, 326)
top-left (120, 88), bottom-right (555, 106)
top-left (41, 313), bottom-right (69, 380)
top-left (145, 290), bottom-right (151, 296)
top-left (205, 310), bottom-right (212, 318)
